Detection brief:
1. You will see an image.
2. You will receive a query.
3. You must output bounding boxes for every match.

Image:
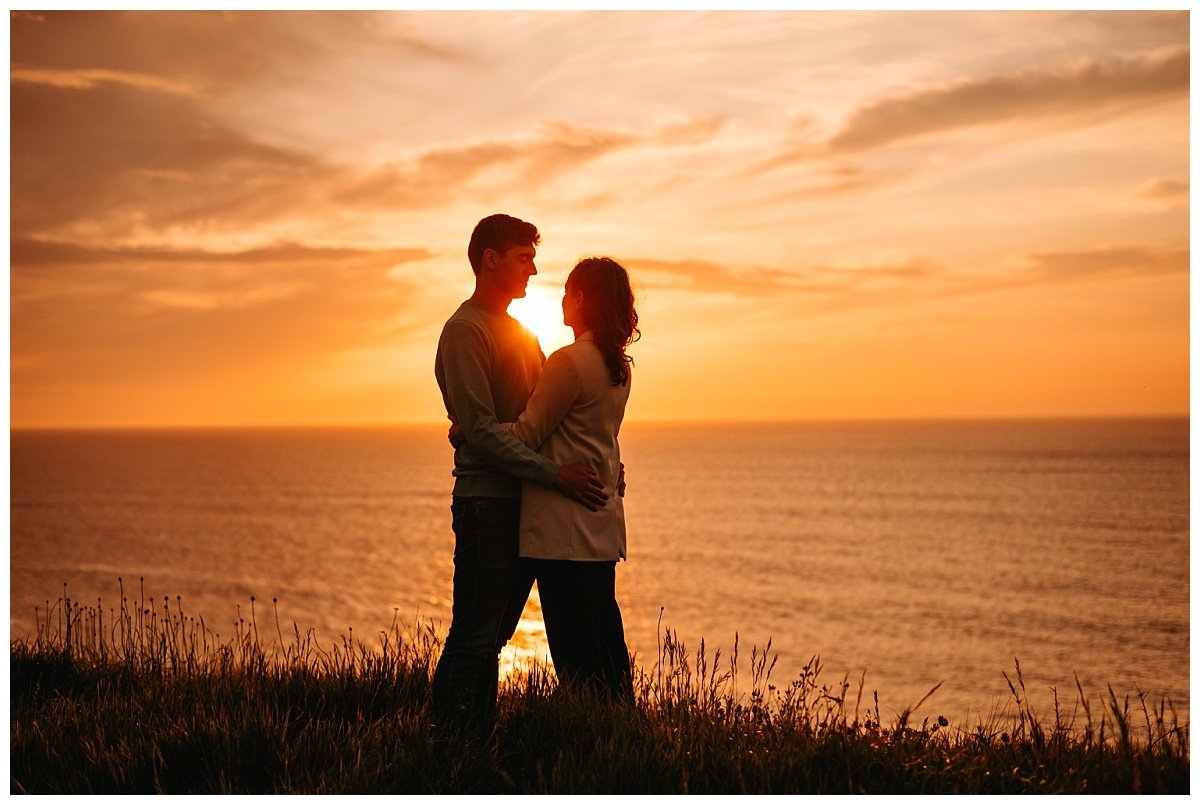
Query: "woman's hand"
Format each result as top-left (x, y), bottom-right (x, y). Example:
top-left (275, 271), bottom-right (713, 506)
top-left (447, 420), bottom-right (466, 449)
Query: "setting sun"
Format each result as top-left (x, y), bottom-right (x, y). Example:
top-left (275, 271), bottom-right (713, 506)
top-left (510, 283), bottom-right (573, 355)
top-left (9, 14), bottom-right (1189, 794)
top-left (9, 9), bottom-right (1188, 429)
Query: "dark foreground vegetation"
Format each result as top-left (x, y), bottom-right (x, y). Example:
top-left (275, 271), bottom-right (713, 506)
top-left (10, 587), bottom-right (1189, 794)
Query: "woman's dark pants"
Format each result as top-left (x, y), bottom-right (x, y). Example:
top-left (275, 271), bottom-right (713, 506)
top-left (533, 558), bottom-right (633, 702)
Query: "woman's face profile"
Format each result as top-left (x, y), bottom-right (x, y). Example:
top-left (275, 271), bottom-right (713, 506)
top-left (561, 281), bottom-right (583, 328)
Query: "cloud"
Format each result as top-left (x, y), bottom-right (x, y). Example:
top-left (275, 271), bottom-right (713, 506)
top-left (629, 255), bottom-right (937, 299)
top-left (11, 79), bottom-right (330, 238)
top-left (1136, 177), bottom-right (1189, 202)
top-left (9, 238), bottom-right (437, 380)
top-left (10, 237), bottom-right (439, 415)
top-left (630, 257), bottom-right (820, 296)
top-left (12, 238), bottom-right (431, 268)
top-left (903, 245), bottom-right (1190, 308)
top-left (11, 16), bottom-right (727, 240)
top-left (631, 245), bottom-right (1185, 319)
top-left (11, 65), bottom-right (196, 94)
top-left (11, 238), bottom-right (433, 307)
top-left (416, 121), bottom-right (634, 181)
top-left (10, 11), bottom-right (483, 239)
top-left (753, 159), bottom-right (911, 200)
top-left (657, 116), bottom-right (728, 145)
top-left (1021, 246), bottom-right (1188, 283)
top-left (333, 118), bottom-right (723, 210)
top-left (10, 11), bottom-right (463, 95)
top-left (829, 47), bottom-right (1188, 153)
top-left (750, 46), bottom-right (1189, 195)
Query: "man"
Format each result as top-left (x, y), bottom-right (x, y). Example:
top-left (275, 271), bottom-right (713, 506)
top-left (431, 213), bottom-right (607, 732)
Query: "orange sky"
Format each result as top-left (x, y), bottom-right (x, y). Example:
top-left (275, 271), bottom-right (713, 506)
top-left (9, 10), bottom-right (1190, 428)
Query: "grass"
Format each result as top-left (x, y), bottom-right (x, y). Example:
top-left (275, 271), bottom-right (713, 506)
top-left (10, 582), bottom-right (1189, 794)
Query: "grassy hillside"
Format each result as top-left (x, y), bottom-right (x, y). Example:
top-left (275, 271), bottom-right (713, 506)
top-left (10, 589), bottom-right (1189, 794)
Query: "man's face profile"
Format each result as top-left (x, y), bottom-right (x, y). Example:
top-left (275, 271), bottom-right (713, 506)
top-left (491, 244), bottom-right (537, 300)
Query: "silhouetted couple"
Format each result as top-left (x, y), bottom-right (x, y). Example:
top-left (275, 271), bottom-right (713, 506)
top-left (430, 213), bottom-right (639, 734)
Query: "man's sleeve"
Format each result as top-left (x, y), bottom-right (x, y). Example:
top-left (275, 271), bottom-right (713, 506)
top-left (506, 349), bottom-right (578, 451)
top-left (440, 320), bottom-right (560, 487)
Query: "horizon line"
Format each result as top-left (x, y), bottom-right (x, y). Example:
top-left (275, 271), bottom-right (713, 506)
top-left (8, 411), bottom-right (1191, 433)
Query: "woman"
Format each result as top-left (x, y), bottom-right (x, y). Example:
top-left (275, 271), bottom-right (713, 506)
top-left (489, 256), bottom-right (639, 700)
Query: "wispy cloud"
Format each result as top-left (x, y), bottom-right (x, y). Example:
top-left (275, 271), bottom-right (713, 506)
top-left (632, 244), bottom-right (1184, 313)
top-left (1021, 245), bottom-right (1188, 283)
top-left (12, 238), bottom-right (430, 267)
top-left (335, 118), bottom-right (725, 211)
top-left (1136, 177), bottom-right (1189, 202)
top-left (657, 116), bottom-right (728, 145)
top-left (12, 36), bottom-right (726, 240)
top-left (9, 11), bottom-right (463, 94)
top-left (631, 257), bottom-right (818, 296)
top-left (10, 236), bottom-right (439, 424)
top-left (334, 123), bottom-right (632, 208)
top-left (8, 10), bottom-right (1189, 424)
top-left (898, 245), bottom-right (1191, 308)
top-left (829, 47), bottom-right (1188, 153)
top-left (11, 65), bottom-right (196, 95)
top-left (630, 255), bottom-right (938, 299)
top-left (9, 11), bottom-right (486, 239)
top-left (747, 46), bottom-right (1189, 201)
top-left (12, 238), bottom-right (433, 307)
top-left (11, 79), bottom-right (329, 237)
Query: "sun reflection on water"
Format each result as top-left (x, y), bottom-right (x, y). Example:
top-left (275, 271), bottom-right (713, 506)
top-left (498, 586), bottom-right (553, 680)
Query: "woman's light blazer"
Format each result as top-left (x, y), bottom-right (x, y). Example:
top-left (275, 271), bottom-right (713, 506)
top-left (507, 332), bottom-right (629, 561)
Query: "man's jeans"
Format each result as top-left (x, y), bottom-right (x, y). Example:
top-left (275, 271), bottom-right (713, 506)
top-left (430, 497), bottom-right (533, 731)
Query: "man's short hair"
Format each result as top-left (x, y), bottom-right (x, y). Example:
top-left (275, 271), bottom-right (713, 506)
top-left (468, 214), bottom-right (540, 275)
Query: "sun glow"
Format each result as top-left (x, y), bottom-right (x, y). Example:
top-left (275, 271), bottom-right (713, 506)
top-left (8, 12), bottom-right (1189, 428)
top-left (510, 284), bottom-right (573, 355)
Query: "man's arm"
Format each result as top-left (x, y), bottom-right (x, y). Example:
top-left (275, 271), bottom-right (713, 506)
top-left (448, 347), bottom-right (572, 451)
top-left (440, 320), bottom-right (559, 486)
top-left (440, 321), bottom-right (607, 509)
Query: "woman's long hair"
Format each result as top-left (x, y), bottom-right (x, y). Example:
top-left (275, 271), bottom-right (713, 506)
top-left (569, 257), bottom-right (639, 387)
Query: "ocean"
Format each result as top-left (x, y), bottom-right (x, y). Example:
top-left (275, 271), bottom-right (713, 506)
top-left (9, 418), bottom-right (1189, 727)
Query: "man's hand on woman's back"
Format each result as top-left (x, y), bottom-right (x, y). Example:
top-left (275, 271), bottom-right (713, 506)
top-left (449, 420), bottom-right (608, 511)
top-left (553, 464), bottom-right (608, 511)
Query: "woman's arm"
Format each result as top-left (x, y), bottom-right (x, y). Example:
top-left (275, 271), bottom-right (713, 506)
top-left (444, 341), bottom-right (607, 510)
top-left (504, 347), bottom-right (581, 450)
